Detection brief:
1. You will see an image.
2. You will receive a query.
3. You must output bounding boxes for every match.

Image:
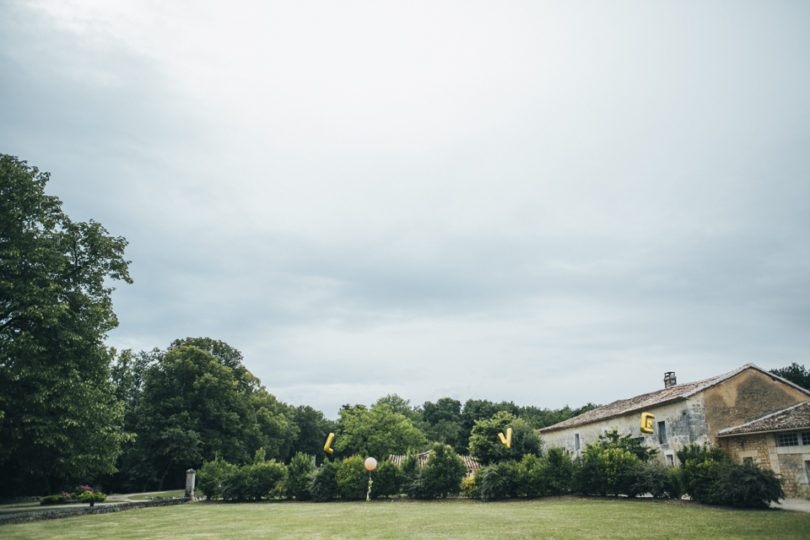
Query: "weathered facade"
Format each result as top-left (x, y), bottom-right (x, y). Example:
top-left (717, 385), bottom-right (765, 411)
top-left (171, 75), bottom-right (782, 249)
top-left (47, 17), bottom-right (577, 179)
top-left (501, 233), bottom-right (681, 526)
top-left (539, 364), bottom-right (810, 470)
top-left (718, 401), bottom-right (810, 497)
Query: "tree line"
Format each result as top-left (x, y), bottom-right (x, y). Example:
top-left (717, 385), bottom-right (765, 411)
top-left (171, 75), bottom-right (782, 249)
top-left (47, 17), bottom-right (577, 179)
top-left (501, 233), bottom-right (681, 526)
top-left (108, 336), bottom-right (596, 493)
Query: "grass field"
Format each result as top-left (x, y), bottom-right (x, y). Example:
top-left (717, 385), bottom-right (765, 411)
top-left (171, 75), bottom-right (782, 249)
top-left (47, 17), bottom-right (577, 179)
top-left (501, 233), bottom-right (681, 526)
top-left (4, 497), bottom-right (810, 539)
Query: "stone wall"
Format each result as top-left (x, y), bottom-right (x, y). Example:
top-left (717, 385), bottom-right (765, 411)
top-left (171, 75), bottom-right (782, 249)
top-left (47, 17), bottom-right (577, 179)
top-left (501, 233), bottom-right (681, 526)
top-left (720, 433), bottom-right (773, 470)
top-left (721, 432), bottom-right (810, 498)
top-left (0, 498), bottom-right (189, 526)
top-left (777, 452), bottom-right (810, 498)
top-left (703, 370), bottom-right (809, 443)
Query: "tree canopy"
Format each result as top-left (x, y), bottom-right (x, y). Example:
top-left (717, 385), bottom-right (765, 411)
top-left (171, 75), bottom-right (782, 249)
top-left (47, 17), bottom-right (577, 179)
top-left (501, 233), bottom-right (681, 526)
top-left (468, 411), bottom-right (541, 465)
top-left (335, 402), bottom-right (427, 459)
top-left (771, 362), bottom-right (810, 390)
top-left (113, 341), bottom-right (300, 491)
top-left (0, 154), bottom-right (132, 494)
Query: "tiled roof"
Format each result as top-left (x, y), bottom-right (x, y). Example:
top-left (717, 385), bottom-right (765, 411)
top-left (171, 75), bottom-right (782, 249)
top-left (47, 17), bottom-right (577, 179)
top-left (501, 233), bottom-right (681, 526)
top-left (539, 364), bottom-right (809, 433)
top-left (389, 451), bottom-right (480, 471)
top-left (718, 401), bottom-right (810, 437)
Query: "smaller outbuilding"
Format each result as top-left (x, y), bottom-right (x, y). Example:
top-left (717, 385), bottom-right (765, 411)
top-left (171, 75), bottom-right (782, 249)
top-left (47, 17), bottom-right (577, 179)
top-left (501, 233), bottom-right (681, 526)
top-left (718, 401), bottom-right (810, 498)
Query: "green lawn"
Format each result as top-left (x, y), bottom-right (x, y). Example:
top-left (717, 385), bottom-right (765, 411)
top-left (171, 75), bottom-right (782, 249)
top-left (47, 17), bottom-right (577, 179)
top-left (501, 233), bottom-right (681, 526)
top-left (4, 497), bottom-right (809, 539)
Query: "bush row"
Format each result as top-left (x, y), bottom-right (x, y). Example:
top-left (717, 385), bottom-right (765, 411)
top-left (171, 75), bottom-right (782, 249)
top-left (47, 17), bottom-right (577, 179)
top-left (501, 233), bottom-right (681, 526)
top-left (468, 435), bottom-right (783, 509)
top-left (198, 443), bottom-right (468, 502)
top-left (197, 434), bottom-right (783, 509)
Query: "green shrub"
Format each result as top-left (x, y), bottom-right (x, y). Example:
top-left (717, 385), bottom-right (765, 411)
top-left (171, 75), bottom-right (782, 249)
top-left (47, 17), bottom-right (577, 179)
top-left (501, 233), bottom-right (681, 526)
top-left (477, 461), bottom-right (519, 500)
top-left (574, 445), bottom-right (642, 496)
top-left (675, 443), bottom-right (782, 508)
top-left (540, 447), bottom-right (573, 495)
top-left (406, 470), bottom-right (428, 499)
top-left (286, 452), bottom-right (315, 500)
top-left (516, 454), bottom-right (546, 498)
top-left (629, 460), bottom-right (674, 499)
top-left (198, 456), bottom-right (238, 501)
top-left (77, 490), bottom-right (106, 504)
top-left (713, 461), bottom-right (783, 509)
top-left (372, 460), bottom-right (402, 498)
top-left (251, 459), bottom-right (287, 499)
top-left (309, 459), bottom-right (340, 502)
top-left (336, 456), bottom-right (368, 500)
top-left (468, 413), bottom-right (540, 465)
top-left (401, 454), bottom-right (427, 499)
top-left (221, 459), bottom-right (287, 501)
top-left (420, 444), bottom-right (467, 498)
top-left (400, 454), bottom-right (420, 483)
top-left (40, 494), bottom-right (68, 505)
top-left (666, 467), bottom-right (685, 499)
top-left (460, 475), bottom-right (479, 498)
top-left (598, 430), bottom-right (657, 462)
top-left (68, 485), bottom-right (105, 505)
top-left (677, 443), bottom-right (732, 504)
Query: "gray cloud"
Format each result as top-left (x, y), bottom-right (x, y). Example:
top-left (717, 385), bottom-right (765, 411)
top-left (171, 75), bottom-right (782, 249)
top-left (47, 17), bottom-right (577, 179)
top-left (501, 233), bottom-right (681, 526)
top-left (2, 1), bottom-right (809, 417)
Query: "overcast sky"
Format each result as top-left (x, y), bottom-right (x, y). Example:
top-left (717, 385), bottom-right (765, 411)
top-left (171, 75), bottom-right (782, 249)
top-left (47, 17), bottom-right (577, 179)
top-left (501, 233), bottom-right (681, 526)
top-left (2, 1), bottom-right (809, 418)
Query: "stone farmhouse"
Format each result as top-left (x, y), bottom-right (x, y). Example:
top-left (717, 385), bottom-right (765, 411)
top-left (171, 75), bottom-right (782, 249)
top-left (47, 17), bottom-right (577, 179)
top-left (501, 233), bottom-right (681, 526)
top-left (539, 364), bottom-right (810, 496)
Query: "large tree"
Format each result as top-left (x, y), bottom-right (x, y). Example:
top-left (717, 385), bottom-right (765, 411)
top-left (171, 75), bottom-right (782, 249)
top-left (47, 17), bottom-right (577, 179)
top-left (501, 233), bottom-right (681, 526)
top-left (421, 398), bottom-right (465, 453)
top-left (335, 402), bottom-right (427, 459)
top-left (0, 154), bottom-right (132, 494)
top-left (117, 340), bottom-right (300, 491)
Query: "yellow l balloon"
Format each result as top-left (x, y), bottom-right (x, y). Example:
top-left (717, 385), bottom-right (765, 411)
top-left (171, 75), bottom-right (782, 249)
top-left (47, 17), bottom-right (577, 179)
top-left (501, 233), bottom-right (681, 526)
top-left (323, 432), bottom-right (335, 454)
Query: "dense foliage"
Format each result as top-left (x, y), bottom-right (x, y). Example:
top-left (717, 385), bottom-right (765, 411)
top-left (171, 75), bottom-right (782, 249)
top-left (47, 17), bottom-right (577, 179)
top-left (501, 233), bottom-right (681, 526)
top-left (408, 444), bottom-right (467, 499)
top-left (336, 455), bottom-right (369, 500)
top-left (308, 459), bottom-right (340, 502)
top-left (468, 412), bottom-right (540, 464)
top-left (335, 402), bottom-right (427, 459)
top-left (770, 362), bottom-right (810, 390)
top-left (286, 452), bottom-right (315, 500)
top-left (0, 154), bottom-right (132, 495)
top-left (676, 443), bottom-right (783, 508)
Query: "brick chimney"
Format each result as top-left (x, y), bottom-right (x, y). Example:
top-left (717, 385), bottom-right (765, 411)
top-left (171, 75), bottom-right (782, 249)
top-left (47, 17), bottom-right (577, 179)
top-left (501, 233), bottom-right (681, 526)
top-left (664, 372), bottom-right (677, 389)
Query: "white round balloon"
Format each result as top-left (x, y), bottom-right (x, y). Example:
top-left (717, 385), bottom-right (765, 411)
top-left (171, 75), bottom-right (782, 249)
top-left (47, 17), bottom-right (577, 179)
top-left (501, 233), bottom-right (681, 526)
top-left (364, 457), bottom-right (377, 471)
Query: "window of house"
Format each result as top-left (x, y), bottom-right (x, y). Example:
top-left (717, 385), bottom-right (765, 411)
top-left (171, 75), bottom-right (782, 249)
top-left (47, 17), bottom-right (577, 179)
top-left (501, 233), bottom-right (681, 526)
top-left (801, 431), bottom-right (810, 445)
top-left (776, 432), bottom-right (799, 447)
top-left (574, 433), bottom-right (581, 451)
top-left (658, 421), bottom-right (667, 444)
top-left (665, 454), bottom-right (674, 467)
top-left (743, 457), bottom-right (753, 465)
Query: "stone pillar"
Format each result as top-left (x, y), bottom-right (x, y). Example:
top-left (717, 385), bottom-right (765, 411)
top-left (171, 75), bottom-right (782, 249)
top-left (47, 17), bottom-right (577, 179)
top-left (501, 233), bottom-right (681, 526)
top-left (185, 468), bottom-right (196, 500)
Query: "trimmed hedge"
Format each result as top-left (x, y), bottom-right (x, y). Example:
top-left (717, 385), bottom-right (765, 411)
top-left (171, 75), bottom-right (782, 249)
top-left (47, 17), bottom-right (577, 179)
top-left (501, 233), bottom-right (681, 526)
top-left (195, 439), bottom-right (779, 509)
